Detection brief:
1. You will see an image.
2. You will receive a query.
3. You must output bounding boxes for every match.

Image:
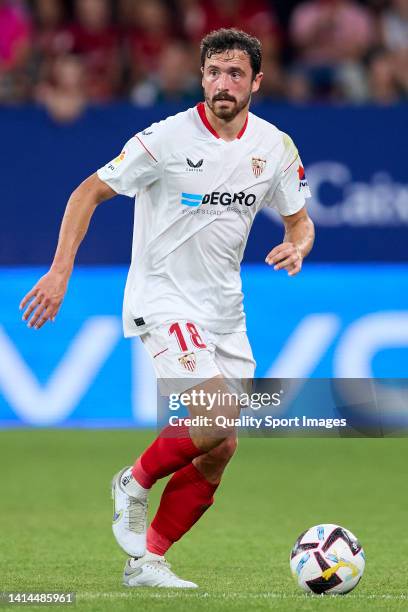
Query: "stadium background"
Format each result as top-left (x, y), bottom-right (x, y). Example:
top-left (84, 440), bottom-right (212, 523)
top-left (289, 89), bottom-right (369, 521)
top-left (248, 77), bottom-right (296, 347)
top-left (1, 1), bottom-right (408, 608)
top-left (1, 0), bottom-right (406, 426)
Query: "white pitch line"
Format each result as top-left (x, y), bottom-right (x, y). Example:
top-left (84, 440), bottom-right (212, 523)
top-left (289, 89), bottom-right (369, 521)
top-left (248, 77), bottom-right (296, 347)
top-left (77, 592), bottom-right (408, 601)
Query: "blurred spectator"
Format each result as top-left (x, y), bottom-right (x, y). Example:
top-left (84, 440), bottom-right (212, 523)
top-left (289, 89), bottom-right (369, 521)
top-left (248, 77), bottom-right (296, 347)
top-left (0, 0), bottom-right (406, 109)
top-left (0, 0), bottom-right (32, 102)
top-left (123, 0), bottom-right (175, 87)
top-left (116, 0), bottom-right (134, 26)
top-left (66, 0), bottom-right (121, 101)
top-left (336, 61), bottom-right (369, 102)
top-left (30, 0), bottom-right (72, 99)
top-left (255, 55), bottom-right (286, 101)
top-left (286, 68), bottom-right (313, 103)
top-left (0, 0), bottom-right (31, 70)
top-left (290, 0), bottom-right (375, 63)
top-left (131, 41), bottom-right (200, 106)
top-left (35, 53), bottom-right (87, 121)
top-left (289, 0), bottom-right (376, 98)
top-left (368, 51), bottom-right (402, 103)
top-left (173, 0), bottom-right (206, 41)
top-left (32, 0), bottom-right (69, 57)
top-left (366, 0), bottom-right (389, 12)
top-left (381, 0), bottom-right (408, 51)
top-left (391, 47), bottom-right (408, 95)
top-left (178, 0), bottom-right (282, 57)
top-left (379, 0), bottom-right (408, 99)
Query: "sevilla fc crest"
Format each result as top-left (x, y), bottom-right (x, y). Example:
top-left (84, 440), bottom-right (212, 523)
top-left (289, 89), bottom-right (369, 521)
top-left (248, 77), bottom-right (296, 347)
top-left (252, 157), bottom-right (266, 178)
top-left (179, 352), bottom-right (196, 372)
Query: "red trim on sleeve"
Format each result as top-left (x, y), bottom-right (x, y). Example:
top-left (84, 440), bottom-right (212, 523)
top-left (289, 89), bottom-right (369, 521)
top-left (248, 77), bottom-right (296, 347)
top-left (196, 102), bottom-right (248, 140)
top-left (135, 135), bottom-right (158, 163)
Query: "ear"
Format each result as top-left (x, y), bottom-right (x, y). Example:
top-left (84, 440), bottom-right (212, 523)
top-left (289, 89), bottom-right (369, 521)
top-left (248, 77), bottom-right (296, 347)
top-left (251, 72), bottom-right (264, 94)
top-left (201, 66), bottom-right (204, 87)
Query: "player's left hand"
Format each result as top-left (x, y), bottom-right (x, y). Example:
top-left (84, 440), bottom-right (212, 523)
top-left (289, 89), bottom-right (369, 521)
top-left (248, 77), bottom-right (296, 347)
top-left (265, 242), bottom-right (302, 276)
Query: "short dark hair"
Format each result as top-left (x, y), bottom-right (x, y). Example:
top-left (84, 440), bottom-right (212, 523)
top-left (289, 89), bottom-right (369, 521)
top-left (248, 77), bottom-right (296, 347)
top-left (200, 28), bottom-right (262, 79)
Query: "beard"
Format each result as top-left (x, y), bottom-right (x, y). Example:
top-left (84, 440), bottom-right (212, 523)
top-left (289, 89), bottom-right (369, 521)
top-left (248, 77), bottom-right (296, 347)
top-left (204, 90), bottom-right (252, 121)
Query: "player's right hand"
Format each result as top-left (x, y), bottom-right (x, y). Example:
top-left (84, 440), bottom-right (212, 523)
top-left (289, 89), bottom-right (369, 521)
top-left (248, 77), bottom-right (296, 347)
top-left (19, 269), bottom-right (70, 330)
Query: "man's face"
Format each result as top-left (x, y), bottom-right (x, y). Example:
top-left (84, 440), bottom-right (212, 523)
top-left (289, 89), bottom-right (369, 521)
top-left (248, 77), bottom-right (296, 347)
top-left (201, 49), bottom-right (263, 121)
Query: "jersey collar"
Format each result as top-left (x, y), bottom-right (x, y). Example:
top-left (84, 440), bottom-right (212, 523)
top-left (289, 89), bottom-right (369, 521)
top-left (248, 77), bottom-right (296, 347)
top-left (196, 102), bottom-right (248, 140)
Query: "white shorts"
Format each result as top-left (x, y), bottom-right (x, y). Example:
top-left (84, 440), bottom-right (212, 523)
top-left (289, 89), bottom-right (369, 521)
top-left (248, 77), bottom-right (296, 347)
top-left (141, 319), bottom-right (256, 395)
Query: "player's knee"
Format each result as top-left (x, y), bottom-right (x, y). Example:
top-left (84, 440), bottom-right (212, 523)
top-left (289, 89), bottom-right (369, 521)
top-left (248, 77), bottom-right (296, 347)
top-left (215, 435), bottom-right (238, 461)
top-left (191, 431), bottom-right (230, 453)
top-left (191, 420), bottom-right (237, 452)
top-left (206, 435), bottom-right (238, 467)
top-left (192, 435), bottom-right (238, 483)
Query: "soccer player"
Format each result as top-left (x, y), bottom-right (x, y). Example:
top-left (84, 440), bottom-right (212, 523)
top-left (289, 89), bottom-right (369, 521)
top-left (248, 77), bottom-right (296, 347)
top-left (20, 29), bottom-right (314, 588)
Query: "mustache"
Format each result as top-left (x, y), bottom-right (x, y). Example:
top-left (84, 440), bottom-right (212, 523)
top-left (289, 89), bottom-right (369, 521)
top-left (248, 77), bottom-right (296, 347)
top-left (212, 93), bottom-right (236, 103)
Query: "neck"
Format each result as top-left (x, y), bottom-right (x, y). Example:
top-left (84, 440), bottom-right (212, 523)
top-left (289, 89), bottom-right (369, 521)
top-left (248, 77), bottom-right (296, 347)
top-left (204, 101), bottom-right (249, 142)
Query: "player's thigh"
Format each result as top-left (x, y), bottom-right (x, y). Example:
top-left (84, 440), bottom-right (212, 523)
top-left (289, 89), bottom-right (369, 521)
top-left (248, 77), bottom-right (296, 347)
top-left (214, 331), bottom-right (256, 380)
top-left (141, 322), bottom-right (240, 441)
top-left (186, 375), bottom-right (240, 448)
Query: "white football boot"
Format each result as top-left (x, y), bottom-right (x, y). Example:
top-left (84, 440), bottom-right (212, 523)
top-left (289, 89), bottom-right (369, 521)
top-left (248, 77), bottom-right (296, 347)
top-left (111, 466), bottom-right (149, 557)
top-left (123, 553), bottom-right (198, 588)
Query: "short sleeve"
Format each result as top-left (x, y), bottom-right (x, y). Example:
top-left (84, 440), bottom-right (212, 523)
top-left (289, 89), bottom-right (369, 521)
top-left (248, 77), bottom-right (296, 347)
top-left (266, 132), bottom-right (311, 216)
top-left (97, 126), bottom-right (162, 197)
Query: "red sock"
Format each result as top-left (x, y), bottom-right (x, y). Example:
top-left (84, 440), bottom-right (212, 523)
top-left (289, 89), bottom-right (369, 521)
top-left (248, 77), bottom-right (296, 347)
top-left (146, 462), bottom-right (219, 556)
top-left (132, 424), bottom-right (204, 489)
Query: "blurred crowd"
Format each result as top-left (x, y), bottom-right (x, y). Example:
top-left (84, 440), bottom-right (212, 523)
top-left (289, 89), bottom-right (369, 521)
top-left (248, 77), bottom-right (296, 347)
top-left (0, 0), bottom-right (407, 121)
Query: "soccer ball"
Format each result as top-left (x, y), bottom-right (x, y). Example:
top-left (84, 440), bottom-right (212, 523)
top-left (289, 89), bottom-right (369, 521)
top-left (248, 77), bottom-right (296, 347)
top-left (290, 524), bottom-right (365, 595)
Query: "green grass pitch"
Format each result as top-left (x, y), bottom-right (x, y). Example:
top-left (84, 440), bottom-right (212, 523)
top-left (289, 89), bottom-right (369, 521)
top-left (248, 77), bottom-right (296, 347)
top-left (1, 430), bottom-right (408, 610)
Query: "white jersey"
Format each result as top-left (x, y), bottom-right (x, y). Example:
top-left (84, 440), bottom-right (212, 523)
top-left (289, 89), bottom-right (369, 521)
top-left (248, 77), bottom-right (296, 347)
top-left (97, 103), bottom-right (311, 338)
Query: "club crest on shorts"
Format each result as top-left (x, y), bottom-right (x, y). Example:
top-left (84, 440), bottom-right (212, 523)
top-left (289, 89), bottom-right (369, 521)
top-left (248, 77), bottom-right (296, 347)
top-left (178, 352), bottom-right (196, 372)
top-left (252, 157), bottom-right (266, 178)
